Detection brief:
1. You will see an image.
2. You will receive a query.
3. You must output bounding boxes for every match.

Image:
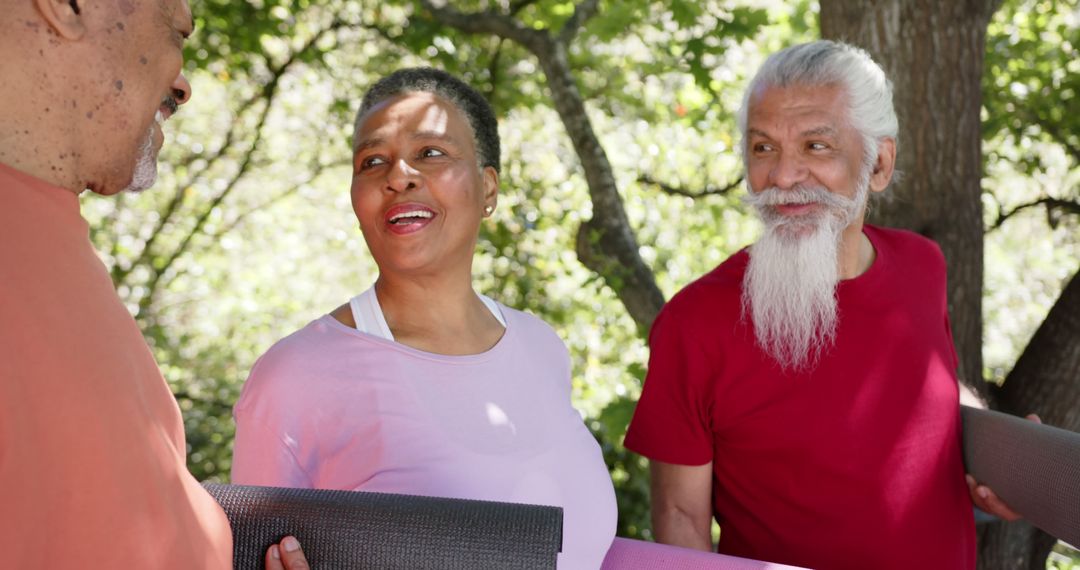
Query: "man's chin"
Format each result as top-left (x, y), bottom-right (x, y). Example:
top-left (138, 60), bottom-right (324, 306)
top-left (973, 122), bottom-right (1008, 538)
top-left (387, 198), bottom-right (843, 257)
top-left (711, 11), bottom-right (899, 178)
top-left (769, 217), bottom-right (828, 242)
top-left (120, 136), bottom-right (163, 193)
top-left (121, 170), bottom-right (159, 194)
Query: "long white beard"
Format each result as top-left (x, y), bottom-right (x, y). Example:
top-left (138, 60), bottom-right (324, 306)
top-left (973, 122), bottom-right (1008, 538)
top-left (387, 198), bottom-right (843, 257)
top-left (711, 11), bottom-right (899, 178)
top-left (740, 171), bottom-right (870, 371)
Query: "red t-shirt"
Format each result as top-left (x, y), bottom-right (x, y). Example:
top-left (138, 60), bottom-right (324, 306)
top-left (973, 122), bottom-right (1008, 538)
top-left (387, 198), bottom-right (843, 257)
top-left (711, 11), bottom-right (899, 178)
top-left (625, 225), bottom-right (976, 570)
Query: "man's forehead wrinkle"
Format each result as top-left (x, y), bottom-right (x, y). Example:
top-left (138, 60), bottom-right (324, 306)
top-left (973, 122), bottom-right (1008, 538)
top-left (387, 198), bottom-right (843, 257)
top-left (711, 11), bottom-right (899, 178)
top-left (801, 125), bottom-right (840, 137)
top-left (750, 104), bottom-right (847, 138)
top-left (748, 120), bottom-right (836, 138)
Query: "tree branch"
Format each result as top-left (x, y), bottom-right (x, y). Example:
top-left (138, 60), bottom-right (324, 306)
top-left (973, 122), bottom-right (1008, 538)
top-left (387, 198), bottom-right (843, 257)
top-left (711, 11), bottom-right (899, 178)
top-left (483, 37), bottom-right (506, 105)
top-left (558, 0), bottom-right (601, 44)
top-left (508, 0), bottom-right (539, 16)
top-left (638, 174), bottom-right (743, 199)
top-left (172, 390), bottom-right (232, 415)
top-left (104, 192), bottom-right (129, 284)
top-left (133, 12), bottom-right (333, 318)
top-left (1034, 115), bottom-right (1080, 166)
top-left (114, 19), bottom-right (347, 289)
top-left (998, 266), bottom-right (1080, 433)
top-left (423, 0), bottom-right (665, 331)
top-left (208, 156), bottom-right (350, 240)
top-left (135, 110), bottom-right (272, 321)
top-left (990, 196), bottom-right (1080, 230)
top-left (419, 1), bottom-right (546, 52)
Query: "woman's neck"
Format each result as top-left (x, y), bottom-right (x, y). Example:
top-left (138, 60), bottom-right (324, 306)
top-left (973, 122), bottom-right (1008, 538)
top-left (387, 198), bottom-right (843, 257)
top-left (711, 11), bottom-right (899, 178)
top-left (374, 273), bottom-right (504, 355)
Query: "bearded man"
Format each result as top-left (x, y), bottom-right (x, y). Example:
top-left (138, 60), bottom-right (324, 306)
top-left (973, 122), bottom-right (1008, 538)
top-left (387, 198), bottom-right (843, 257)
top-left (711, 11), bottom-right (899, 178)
top-left (625, 40), bottom-right (1013, 569)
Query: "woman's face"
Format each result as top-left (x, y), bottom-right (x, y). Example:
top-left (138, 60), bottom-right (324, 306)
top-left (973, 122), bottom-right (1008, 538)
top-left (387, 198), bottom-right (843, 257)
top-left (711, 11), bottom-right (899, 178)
top-left (351, 92), bottom-right (498, 279)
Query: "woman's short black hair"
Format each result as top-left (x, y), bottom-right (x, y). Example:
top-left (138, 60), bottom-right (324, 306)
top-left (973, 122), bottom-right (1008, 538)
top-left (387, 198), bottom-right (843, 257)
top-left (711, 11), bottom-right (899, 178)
top-left (354, 67), bottom-right (501, 173)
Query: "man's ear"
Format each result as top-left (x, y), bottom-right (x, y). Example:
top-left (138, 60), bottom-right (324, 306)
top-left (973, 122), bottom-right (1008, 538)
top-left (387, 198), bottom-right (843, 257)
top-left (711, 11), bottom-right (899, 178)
top-left (869, 137), bottom-right (896, 193)
top-left (35, 0), bottom-right (87, 40)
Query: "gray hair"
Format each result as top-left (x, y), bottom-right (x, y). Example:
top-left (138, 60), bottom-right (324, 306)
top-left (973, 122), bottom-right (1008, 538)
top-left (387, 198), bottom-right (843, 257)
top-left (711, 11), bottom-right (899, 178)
top-left (353, 67), bottom-right (501, 173)
top-left (736, 40), bottom-right (898, 168)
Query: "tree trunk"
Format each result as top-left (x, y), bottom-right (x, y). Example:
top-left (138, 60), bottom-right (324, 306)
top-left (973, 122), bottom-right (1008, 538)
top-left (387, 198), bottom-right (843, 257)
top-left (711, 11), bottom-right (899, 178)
top-left (419, 1), bottom-right (666, 332)
top-left (819, 0), bottom-right (999, 401)
top-left (818, 2), bottom-right (1070, 569)
top-left (983, 267), bottom-right (1080, 568)
top-left (976, 521), bottom-right (1059, 570)
top-left (998, 268), bottom-right (1080, 429)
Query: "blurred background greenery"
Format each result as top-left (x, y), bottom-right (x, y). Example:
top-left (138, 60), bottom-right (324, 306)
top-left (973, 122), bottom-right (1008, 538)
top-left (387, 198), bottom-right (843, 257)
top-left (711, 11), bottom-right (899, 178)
top-left (81, 0), bottom-right (1078, 567)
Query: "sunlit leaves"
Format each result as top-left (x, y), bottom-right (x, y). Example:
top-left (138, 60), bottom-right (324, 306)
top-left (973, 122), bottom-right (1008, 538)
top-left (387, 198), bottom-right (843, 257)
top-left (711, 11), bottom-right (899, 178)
top-left (983, 0), bottom-right (1080, 176)
top-left (81, 0), bottom-right (1079, 536)
top-left (980, 0), bottom-right (1079, 385)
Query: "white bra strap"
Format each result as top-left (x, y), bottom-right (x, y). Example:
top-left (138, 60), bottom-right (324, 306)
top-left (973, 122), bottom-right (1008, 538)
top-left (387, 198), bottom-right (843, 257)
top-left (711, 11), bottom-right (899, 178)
top-left (478, 294), bottom-right (506, 327)
top-left (349, 284), bottom-right (505, 340)
top-left (349, 285), bottom-right (395, 341)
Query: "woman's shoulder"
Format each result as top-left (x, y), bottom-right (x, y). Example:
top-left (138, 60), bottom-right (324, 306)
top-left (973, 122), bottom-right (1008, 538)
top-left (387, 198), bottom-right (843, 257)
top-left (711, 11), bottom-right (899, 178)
top-left (237, 316), bottom-right (356, 410)
top-left (255, 316), bottom-right (343, 368)
top-left (497, 303), bottom-right (565, 346)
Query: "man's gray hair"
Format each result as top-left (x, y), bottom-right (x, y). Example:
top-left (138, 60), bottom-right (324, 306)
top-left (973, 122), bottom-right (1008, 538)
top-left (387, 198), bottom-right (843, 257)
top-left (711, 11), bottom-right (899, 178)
top-left (736, 40), bottom-right (898, 167)
top-left (353, 67), bottom-right (501, 173)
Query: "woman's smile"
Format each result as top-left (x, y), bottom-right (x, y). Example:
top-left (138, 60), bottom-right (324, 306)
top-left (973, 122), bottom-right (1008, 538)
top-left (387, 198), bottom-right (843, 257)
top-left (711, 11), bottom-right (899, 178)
top-left (384, 202), bottom-right (437, 235)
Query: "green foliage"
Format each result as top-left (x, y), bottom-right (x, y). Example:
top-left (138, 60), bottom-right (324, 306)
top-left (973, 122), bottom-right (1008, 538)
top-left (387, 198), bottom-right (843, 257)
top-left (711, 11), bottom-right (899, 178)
top-left (593, 405), bottom-right (652, 539)
top-left (980, 0), bottom-right (1080, 384)
top-left (588, 1), bottom-right (646, 41)
top-left (78, 0), bottom-right (1079, 552)
top-left (1050, 542), bottom-right (1080, 569)
top-left (983, 0), bottom-right (1079, 182)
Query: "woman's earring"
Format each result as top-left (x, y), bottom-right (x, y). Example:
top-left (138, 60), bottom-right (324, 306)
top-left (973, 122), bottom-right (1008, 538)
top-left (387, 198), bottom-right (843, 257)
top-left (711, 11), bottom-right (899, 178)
top-left (484, 205), bottom-right (494, 216)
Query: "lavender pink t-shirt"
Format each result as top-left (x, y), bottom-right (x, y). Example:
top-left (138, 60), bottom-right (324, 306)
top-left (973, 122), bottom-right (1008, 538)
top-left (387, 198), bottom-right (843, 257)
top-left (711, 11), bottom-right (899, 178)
top-left (232, 306), bottom-right (617, 569)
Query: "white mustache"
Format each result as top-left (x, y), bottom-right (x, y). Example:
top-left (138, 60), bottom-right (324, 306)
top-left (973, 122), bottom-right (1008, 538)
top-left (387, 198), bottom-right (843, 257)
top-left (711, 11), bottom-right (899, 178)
top-left (742, 184), bottom-right (857, 211)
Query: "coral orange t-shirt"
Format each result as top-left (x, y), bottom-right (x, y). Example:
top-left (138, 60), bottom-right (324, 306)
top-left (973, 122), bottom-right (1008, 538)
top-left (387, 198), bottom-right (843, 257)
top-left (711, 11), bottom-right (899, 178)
top-left (0, 163), bottom-right (233, 568)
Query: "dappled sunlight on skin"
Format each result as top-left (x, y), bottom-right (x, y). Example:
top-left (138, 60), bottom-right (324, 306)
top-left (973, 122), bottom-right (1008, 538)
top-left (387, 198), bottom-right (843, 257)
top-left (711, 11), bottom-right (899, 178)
top-left (419, 103), bottom-right (450, 136)
top-left (354, 99), bottom-right (453, 155)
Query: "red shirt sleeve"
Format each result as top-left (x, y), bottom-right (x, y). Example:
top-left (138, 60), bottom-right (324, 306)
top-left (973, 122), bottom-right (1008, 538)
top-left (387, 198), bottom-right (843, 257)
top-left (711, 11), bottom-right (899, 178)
top-left (624, 301), bottom-right (715, 466)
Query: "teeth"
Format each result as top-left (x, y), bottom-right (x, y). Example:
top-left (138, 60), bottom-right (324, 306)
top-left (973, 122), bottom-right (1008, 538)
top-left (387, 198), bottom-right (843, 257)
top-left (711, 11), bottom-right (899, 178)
top-left (389, 210), bottom-right (433, 223)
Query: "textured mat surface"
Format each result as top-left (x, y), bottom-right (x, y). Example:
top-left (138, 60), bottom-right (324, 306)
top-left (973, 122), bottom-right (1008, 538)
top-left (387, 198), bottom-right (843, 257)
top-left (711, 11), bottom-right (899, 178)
top-left (203, 483), bottom-right (562, 570)
top-left (962, 406), bottom-right (1080, 545)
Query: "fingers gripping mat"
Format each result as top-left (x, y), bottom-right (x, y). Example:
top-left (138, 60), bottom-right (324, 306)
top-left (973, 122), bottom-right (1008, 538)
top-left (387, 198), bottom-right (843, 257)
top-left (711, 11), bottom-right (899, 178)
top-left (962, 406), bottom-right (1080, 545)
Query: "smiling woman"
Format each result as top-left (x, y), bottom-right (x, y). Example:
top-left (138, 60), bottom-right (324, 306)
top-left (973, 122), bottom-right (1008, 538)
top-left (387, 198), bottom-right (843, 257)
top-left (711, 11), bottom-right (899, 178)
top-left (230, 68), bottom-right (618, 570)
top-left (350, 89), bottom-right (496, 291)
